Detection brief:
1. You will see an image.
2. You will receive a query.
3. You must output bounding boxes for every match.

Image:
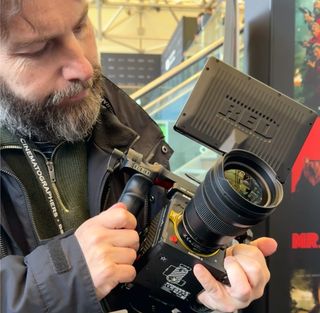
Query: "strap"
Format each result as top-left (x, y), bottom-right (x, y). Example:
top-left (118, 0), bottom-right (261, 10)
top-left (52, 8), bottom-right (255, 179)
top-left (47, 239), bottom-right (71, 274)
top-left (19, 138), bottom-right (64, 234)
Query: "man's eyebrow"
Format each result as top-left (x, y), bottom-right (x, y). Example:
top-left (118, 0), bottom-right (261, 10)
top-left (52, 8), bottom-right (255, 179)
top-left (74, 4), bottom-right (89, 29)
top-left (10, 4), bottom-right (89, 50)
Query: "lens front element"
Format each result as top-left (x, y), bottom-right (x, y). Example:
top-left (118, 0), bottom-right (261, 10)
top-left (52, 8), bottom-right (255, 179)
top-left (179, 150), bottom-right (283, 252)
top-left (224, 168), bottom-right (269, 206)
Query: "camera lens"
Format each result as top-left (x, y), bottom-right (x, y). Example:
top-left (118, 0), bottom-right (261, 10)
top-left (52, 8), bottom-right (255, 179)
top-left (224, 168), bottom-right (269, 206)
top-left (178, 150), bottom-right (283, 254)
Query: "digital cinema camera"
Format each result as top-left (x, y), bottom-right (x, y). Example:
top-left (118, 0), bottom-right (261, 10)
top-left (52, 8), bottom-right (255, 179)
top-left (116, 57), bottom-right (317, 310)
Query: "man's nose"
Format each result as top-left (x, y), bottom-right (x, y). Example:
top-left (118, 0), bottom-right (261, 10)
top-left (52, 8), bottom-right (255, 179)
top-left (61, 37), bottom-right (94, 83)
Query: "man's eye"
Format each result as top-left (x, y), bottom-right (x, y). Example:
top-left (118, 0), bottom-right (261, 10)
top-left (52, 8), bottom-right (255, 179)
top-left (18, 42), bottom-right (49, 57)
top-left (73, 22), bottom-right (87, 35)
top-left (29, 45), bottom-right (49, 56)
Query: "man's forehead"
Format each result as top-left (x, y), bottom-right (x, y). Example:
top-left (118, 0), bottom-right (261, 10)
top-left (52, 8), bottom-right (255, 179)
top-left (7, 0), bottom-right (88, 45)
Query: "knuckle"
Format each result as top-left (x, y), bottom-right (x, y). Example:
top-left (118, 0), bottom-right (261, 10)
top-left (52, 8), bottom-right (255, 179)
top-left (86, 232), bottom-right (102, 246)
top-left (127, 266), bottom-right (137, 281)
top-left (248, 260), bottom-right (263, 276)
top-left (125, 230), bottom-right (139, 250)
top-left (224, 304), bottom-right (237, 313)
top-left (251, 249), bottom-right (264, 260)
top-left (129, 215), bottom-right (137, 229)
top-left (230, 285), bottom-right (252, 303)
top-left (247, 246), bottom-right (262, 259)
top-left (117, 208), bottom-right (129, 221)
top-left (234, 244), bottom-right (263, 259)
top-left (119, 265), bottom-right (136, 283)
top-left (265, 269), bottom-right (271, 282)
top-left (238, 286), bottom-right (252, 302)
top-left (131, 230), bottom-right (140, 244)
top-left (105, 279), bottom-right (118, 293)
top-left (254, 287), bottom-right (265, 299)
top-left (128, 249), bottom-right (137, 264)
top-left (75, 221), bottom-right (91, 237)
top-left (205, 281), bottom-right (219, 295)
top-left (103, 263), bottom-right (117, 280)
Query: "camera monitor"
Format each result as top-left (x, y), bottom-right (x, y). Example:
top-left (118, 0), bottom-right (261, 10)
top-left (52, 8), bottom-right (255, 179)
top-left (174, 57), bottom-right (318, 183)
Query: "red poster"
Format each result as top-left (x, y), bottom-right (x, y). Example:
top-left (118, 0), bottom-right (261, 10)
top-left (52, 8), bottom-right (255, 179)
top-left (289, 116), bottom-right (320, 313)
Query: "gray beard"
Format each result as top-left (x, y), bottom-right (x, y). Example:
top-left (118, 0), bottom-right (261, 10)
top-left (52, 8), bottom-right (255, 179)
top-left (0, 67), bottom-right (104, 143)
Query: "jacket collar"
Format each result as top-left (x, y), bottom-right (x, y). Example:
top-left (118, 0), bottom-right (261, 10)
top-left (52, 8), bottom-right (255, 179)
top-left (0, 127), bottom-right (21, 147)
top-left (91, 104), bottom-right (139, 154)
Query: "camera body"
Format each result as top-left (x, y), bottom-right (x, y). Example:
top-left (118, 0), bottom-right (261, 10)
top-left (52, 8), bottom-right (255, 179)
top-left (118, 147), bottom-right (279, 308)
top-left (116, 57), bottom-right (317, 310)
top-left (133, 185), bottom-right (227, 305)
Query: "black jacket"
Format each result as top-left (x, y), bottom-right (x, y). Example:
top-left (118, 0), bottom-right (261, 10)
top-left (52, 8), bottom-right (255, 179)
top-left (0, 77), bottom-right (173, 313)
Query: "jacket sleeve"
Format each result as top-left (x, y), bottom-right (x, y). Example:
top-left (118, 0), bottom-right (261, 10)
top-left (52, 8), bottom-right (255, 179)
top-left (1, 233), bottom-right (104, 313)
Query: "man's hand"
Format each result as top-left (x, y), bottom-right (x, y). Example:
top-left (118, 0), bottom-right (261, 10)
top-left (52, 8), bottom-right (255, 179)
top-left (193, 237), bottom-right (277, 312)
top-left (75, 203), bottom-right (139, 300)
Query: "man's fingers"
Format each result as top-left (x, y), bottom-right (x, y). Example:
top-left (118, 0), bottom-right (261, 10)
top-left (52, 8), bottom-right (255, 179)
top-left (227, 237), bottom-right (278, 258)
top-left (97, 264), bottom-right (137, 299)
top-left (95, 203), bottom-right (137, 229)
top-left (194, 263), bottom-right (243, 313)
top-left (192, 239), bottom-right (276, 312)
top-left (228, 242), bottom-right (271, 290)
top-left (194, 264), bottom-right (223, 308)
top-left (106, 247), bottom-right (137, 264)
top-left (249, 237), bottom-right (278, 257)
top-left (105, 229), bottom-right (140, 250)
top-left (229, 254), bottom-right (269, 296)
top-left (194, 263), bottom-right (220, 295)
top-left (223, 256), bottom-right (252, 301)
top-left (115, 264), bottom-right (137, 283)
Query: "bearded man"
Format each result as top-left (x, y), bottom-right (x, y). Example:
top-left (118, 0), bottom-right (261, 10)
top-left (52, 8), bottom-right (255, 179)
top-left (0, 1), bottom-right (277, 312)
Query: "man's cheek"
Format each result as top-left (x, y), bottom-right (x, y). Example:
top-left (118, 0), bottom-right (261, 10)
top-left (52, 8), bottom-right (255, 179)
top-left (13, 78), bottom-right (49, 104)
top-left (7, 58), bottom-right (44, 98)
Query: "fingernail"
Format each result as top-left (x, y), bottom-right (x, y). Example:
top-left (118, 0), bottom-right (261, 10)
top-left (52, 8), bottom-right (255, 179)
top-left (111, 202), bottom-right (127, 210)
top-left (224, 256), bottom-right (236, 265)
top-left (193, 264), bottom-right (203, 274)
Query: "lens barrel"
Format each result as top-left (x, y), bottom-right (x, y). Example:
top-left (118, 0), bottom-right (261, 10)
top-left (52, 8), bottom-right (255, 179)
top-left (180, 150), bottom-right (283, 253)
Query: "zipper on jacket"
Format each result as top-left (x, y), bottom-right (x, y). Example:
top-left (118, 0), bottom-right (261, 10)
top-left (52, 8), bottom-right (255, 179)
top-left (46, 161), bottom-right (56, 182)
top-left (1, 168), bottom-right (40, 246)
top-left (30, 142), bottom-right (70, 215)
top-left (1, 142), bottom-right (69, 237)
top-left (43, 147), bottom-right (70, 213)
top-left (1, 144), bottom-right (21, 150)
top-left (1, 145), bottom-right (41, 245)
